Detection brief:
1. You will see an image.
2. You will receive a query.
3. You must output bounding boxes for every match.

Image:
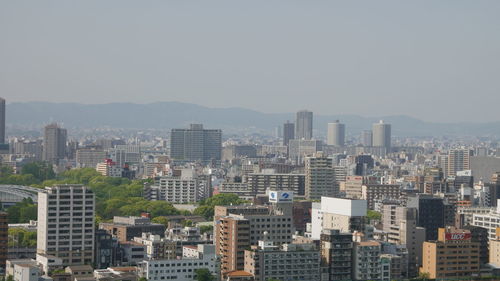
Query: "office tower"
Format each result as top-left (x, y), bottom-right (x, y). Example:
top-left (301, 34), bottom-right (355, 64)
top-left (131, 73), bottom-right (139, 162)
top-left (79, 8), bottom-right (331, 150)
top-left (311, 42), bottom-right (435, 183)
top-left (295, 110), bottom-right (313, 140)
top-left (354, 154), bottom-right (374, 176)
top-left (420, 227), bottom-right (479, 279)
top-left (76, 146), bottom-right (106, 168)
top-left (407, 194), bottom-right (445, 241)
top-left (305, 153), bottom-right (337, 200)
top-left (447, 148), bottom-right (472, 177)
top-left (0, 98), bottom-right (5, 144)
top-left (43, 123), bottom-right (67, 164)
top-left (283, 121), bottom-right (295, 146)
top-left (170, 124), bottom-right (222, 163)
top-left (372, 120), bottom-right (391, 149)
top-left (37, 185), bottom-right (95, 266)
top-left (320, 229), bottom-right (353, 281)
top-left (244, 240), bottom-right (321, 281)
top-left (361, 130), bottom-right (373, 146)
top-left (382, 205), bottom-right (426, 277)
top-left (327, 120), bottom-right (345, 146)
top-left (0, 212), bottom-right (7, 272)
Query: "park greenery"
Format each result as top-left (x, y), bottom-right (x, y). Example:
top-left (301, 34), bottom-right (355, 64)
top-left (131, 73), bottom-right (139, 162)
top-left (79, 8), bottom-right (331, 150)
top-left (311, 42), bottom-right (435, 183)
top-left (2, 163), bottom-right (244, 225)
top-left (8, 228), bottom-right (37, 247)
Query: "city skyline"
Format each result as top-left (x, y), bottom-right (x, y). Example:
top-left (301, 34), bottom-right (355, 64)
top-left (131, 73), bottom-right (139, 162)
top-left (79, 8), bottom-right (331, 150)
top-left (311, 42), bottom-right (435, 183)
top-left (2, 1), bottom-right (500, 123)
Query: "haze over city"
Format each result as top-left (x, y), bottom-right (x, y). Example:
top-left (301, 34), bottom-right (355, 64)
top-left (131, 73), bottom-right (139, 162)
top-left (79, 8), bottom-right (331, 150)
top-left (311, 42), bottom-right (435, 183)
top-left (1, 1), bottom-right (500, 122)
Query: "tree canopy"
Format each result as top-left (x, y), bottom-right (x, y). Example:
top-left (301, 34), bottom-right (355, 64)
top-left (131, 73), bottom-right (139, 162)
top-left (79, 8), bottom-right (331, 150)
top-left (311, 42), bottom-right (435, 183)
top-left (194, 193), bottom-right (246, 220)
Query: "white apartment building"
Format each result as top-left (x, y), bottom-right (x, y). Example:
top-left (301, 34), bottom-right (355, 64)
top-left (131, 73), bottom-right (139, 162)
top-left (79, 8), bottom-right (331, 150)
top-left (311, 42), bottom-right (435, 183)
top-left (37, 185), bottom-right (95, 266)
top-left (311, 197), bottom-right (367, 239)
top-left (138, 244), bottom-right (219, 281)
top-left (144, 169), bottom-right (210, 203)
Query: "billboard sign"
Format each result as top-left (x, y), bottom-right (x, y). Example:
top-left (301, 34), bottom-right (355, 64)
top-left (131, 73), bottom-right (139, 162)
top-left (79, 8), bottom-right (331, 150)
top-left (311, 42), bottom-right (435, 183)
top-left (445, 232), bottom-right (471, 241)
top-left (269, 191), bottom-right (293, 203)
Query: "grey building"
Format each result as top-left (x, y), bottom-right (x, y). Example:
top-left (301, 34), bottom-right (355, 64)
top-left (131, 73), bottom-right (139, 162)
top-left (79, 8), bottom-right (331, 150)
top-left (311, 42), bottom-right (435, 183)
top-left (327, 120), bottom-right (345, 147)
top-left (295, 110), bottom-right (313, 140)
top-left (372, 120), bottom-right (391, 149)
top-left (305, 152), bottom-right (337, 200)
top-left (283, 121), bottom-right (295, 146)
top-left (247, 172), bottom-right (305, 196)
top-left (362, 130), bottom-right (373, 147)
top-left (170, 124), bottom-right (222, 163)
top-left (320, 229), bottom-right (353, 281)
top-left (43, 123), bottom-right (67, 164)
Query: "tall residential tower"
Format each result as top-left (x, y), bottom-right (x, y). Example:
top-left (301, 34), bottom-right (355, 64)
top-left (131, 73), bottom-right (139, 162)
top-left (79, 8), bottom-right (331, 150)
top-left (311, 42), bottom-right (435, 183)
top-left (295, 110), bottom-right (313, 140)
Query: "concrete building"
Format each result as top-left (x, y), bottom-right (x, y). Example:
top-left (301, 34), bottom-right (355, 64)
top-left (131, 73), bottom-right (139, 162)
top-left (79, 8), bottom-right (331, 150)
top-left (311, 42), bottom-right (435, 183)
top-left (447, 149), bottom-right (472, 177)
top-left (216, 216), bottom-right (250, 277)
top-left (305, 153), bottom-right (337, 200)
top-left (407, 194), bottom-right (446, 241)
top-left (244, 240), bottom-right (320, 281)
top-left (382, 205), bottom-right (426, 277)
top-left (288, 139), bottom-right (322, 164)
top-left (99, 216), bottom-right (166, 243)
top-left (13, 263), bottom-right (40, 281)
top-left (247, 172), bottom-right (305, 196)
top-left (43, 123), bottom-right (67, 164)
top-left (138, 244), bottom-right (218, 281)
top-left (76, 147), bottom-right (106, 168)
top-left (320, 229), bottom-right (353, 281)
top-left (170, 124), bottom-right (222, 163)
top-left (283, 121), bottom-right (295, 146)
top-left (372, 120), bottom-right (391, 150)
top-left (133, 233), bottom-right (177, 260)
top-left (311, 197), bottom-right (367, 239)
top-left (143, 169), bottom-right (211, 203)
top-left (352, 241), bottom-right (382, 281)
top-left (96, 159), bottom-right (124, 178)
top-left (361, 130), bottom-right (373, 147)
top-left (420, 227), bottom-right (480, 279)
top-left (37, 185), bottom-right (95, 266)
top-left (344, 176), bottom-right (378, 200)
top-left (489, 227), bottom-right (500, 267)
top-left (472, 201), bottom-right (500, 239)
top-left (327, 120), bottom-right (345, 147)
top-left (362, 184), bottom-right (401, 210)
top-left (295, 110), bottom-right (313, 140)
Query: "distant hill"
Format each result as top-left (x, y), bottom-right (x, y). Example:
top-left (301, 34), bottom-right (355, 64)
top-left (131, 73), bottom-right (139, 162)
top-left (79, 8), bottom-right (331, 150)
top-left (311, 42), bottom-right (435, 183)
top-left (6, 101), bottom-right (500, 137)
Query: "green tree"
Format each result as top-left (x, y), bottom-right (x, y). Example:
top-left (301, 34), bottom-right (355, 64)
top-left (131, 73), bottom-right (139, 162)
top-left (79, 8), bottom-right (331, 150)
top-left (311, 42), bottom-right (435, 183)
top-left (21, 162), bottom-right (55, 182)
top-left (6, 198), bottom-right (37, 223)
top-left (151, 216), bottom-right (169, 227)
top-left (195, 268), bottom-right (215, 281)
top-left (199, 225), bottom-right (213, 234)
top-left (367, 210), bottom-right (382, 222)
top-left (8, 228), bottom-right (37, 247)
top-left (194, 194), bottom-right (246, 220)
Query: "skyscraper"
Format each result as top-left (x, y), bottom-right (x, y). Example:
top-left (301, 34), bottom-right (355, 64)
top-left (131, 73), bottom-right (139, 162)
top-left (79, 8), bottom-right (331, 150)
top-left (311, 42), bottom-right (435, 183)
top-left (372, 120), bottom-right (391, 149)
top-left (282, 121), bottom-right (295, 146)
top-left (170, 124), bottom-right (222, 163)
top-left (305, 152), bottom-right (337, 200)
top-left (0, 98), bottom-right (5, 144)
top-left (43, 123), bottom-right (67, 164)
top-left (361, 130), bottom-right (373, 146)
top-left (295, 110), bottom-right (313, 140)
top-left (447, 148), bottom-right (472, 177)
top-left (37, 185), bottom-right (95, 266)
top-left (327, 120), bottom-right (345, 146)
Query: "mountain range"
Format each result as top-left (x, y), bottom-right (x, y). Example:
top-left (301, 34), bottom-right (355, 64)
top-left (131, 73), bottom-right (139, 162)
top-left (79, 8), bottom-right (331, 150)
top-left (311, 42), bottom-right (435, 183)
top-left (6, 102), bottom-right (500, 137)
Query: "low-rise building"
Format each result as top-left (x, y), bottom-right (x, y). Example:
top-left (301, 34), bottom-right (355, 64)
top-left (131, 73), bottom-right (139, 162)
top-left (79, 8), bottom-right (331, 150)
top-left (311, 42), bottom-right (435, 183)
top-left (99, 216), bottom-right (165, 243)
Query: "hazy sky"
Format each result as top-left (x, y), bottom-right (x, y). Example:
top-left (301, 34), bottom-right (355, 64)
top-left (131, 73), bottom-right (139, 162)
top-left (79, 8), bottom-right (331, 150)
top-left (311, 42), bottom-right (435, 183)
top-left (1, 1), bottom-right (499, 122)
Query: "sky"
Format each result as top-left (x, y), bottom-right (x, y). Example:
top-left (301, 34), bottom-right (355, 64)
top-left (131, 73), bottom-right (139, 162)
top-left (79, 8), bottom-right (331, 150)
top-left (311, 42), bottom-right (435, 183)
top-left (1, 1), bottom-right (499, 123)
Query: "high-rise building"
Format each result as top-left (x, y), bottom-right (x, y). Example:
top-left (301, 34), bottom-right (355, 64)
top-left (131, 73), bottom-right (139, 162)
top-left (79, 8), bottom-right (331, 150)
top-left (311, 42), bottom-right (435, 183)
top-left (320, 229), bottom-right (353, 281)
top-left (170, 124), bottom-right (222, 163)
top-left (327, 120), bottom-right (345, 147)
top-left (372, 120), bottom-right (391, 149)
top-left (420, 227), bottom-right (480, 279)
top-left (447, 148), bottom-right (472, 177)
top-left (0, 212), bottom-right (7, 272)
top-left (216, 216), bottom-right (250, 277)
top-left (352, 241), bottom-right (382, 281)
top-left (0, 98), bottom-right (5, 144)
top-left (361, 130), bottom-right (373, 147)
top-left (37, 185), bottom-right (95, 266)
top-left (43, 123), bottom-right (67, 164)
top-left (283, 121), bottom-right (295, 146)
top-left (382, 205), bottom-right (426, 277)
top-left (305, 153), bottom-right (337, 200)
top-left (295, 110), bottom-right (313, 140)
top-left (407, 194), bottom-right (445, 241)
